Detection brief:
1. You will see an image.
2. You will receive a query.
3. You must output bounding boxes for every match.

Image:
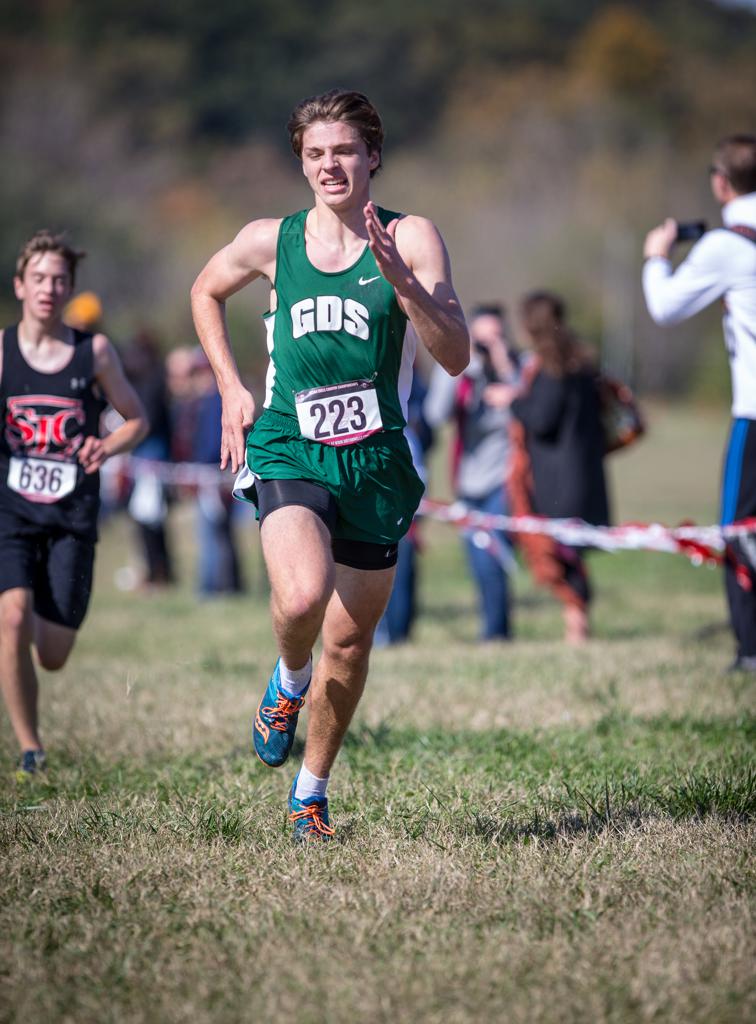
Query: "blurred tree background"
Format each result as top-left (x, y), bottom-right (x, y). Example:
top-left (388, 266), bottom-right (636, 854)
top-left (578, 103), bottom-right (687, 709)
top-left (1, 0), bottom-right (754, 396)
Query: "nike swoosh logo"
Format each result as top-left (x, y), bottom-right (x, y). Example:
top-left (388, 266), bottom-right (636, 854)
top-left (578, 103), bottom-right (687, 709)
top-left (358, 275), bottom-right (381, 286)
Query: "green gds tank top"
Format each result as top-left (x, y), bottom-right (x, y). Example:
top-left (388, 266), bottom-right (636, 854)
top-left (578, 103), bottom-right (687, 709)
top-left (262, 207), bottom-right (415, 445)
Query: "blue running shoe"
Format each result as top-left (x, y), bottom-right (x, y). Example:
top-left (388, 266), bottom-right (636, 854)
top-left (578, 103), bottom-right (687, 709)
top-left (15, 749), bottom-right (47, 783)
top-left (253, 660), bottom-right (308, 767)
top-left (288, 776), bottom-right (334, 843)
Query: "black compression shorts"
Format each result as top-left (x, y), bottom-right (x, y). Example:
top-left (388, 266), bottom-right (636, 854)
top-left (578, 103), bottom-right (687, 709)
top-left (255, 478), bottom-right (399, 570)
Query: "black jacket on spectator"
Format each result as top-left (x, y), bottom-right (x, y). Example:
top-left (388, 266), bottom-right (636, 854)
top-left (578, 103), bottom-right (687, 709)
top-left (510, 367), bottom-right (609, 526)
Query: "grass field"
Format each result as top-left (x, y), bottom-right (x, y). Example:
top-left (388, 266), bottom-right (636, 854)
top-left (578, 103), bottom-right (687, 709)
top-left (1, 403), bottom-right (754, 1024)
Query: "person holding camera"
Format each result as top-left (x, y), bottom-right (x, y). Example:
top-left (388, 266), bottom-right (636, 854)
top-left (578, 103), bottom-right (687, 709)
top-left (642, 133), bottom-right (756, 671)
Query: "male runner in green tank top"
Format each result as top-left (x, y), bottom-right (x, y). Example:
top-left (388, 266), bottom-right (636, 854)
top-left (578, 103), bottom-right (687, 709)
top-left (191, 89), bottom-right (468, 842)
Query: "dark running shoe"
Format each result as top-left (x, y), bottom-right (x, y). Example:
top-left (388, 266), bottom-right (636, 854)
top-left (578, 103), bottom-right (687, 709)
top-left (15, 749), bottom-right (47, 783)
top-left (726, 655), bottom-right (756, 674)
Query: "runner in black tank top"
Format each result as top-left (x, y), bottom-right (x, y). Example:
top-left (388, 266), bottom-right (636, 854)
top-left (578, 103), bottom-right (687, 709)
top-left (0, 324), bottom-right (105, 539)
top-left (0, 230), bottom-right (147, 780)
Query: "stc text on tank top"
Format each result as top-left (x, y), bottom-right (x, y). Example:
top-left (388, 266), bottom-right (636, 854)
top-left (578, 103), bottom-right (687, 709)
top-left (0, 325), bottom-right (105, 536)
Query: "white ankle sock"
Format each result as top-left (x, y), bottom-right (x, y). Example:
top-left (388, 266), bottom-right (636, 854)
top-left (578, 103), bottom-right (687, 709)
top-left (294, 763), bottom-right (329, 801)
top-left (279, 655), bottom-right (312, 697)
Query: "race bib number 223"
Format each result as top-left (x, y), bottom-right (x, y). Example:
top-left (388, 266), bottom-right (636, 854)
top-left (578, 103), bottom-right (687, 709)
top-left (295, 379), bottom-right (382, 446)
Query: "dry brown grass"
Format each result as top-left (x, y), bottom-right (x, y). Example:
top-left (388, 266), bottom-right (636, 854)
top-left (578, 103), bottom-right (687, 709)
top-left (1, 403), bottom-right (754, 1023)
top-left (2, 805), bottom-right (753, 1023)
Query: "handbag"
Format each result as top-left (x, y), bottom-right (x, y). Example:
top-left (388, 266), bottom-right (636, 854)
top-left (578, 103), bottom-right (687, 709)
top-left (599, 375), bottom-right (645, 454)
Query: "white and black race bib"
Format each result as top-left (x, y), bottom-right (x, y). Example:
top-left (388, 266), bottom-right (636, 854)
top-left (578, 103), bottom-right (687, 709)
top-left (295, 379), bottom-right (382, 446)
top-left (7, 456), bottom-right (78, 504)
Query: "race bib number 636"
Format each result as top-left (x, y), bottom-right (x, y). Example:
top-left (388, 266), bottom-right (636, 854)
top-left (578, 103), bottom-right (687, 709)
top-left (7, 456), bottom-right (77, 504)
top-left (295, 379), bottom-right (383, 446)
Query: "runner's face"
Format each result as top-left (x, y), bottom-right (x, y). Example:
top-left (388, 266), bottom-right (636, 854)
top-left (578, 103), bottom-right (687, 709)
top-left (14, 253), bottom-right (73, 324)
top-left (300, 120), bottom-right (379, 208)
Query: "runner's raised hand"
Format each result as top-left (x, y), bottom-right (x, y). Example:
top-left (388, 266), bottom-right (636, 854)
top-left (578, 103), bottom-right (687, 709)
top-left (364, 202), bottom-right (411, 291)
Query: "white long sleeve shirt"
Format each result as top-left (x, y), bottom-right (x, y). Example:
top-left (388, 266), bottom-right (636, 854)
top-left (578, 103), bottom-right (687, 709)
top-left (642, 192), bottom-right (756, 419)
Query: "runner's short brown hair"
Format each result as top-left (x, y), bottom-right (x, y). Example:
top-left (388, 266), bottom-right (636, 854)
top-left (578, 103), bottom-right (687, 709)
top-left (15, 230), bottom-right (85, 286)
top-left (713, 135), bottom-right (756, 195)
top-left (287, 89), bottom-right (384, 176)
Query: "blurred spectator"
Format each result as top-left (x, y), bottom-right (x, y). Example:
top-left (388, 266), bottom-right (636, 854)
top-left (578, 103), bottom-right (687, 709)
top-left (64, 291), bottom-right (122, 516)
top-left (165, 345), bottom-right (197, 464)
top-left (190, 348), bottom-right (245, 597)
top-left (509, 291), bottom-right (609, 644)
top-left (64, 291), bottom-right (103, 333)
top-left (375, 361), bottom-right (433, 645)
top-left (122, 328), bottom-right (175, 587)
top-left (425, 305), bottom-right (519, 642)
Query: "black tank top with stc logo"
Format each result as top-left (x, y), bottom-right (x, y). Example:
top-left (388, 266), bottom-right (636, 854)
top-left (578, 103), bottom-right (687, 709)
top-left (0, 324), bottom-right (106, 537)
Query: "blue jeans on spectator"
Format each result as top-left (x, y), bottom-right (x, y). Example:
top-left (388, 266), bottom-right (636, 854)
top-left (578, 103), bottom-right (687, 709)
top-left (196, 489), bottom-right (244, 596)
top-left (462, 485), bottom-right (512, 640)
top-left (375, 533), bottom-right (417, 645)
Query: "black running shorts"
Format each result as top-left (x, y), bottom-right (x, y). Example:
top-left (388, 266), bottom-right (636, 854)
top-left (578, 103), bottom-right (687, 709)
top-left (0, 511), bottom-right (96, 629)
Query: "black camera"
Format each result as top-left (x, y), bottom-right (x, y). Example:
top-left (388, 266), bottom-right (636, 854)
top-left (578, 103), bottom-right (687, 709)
top-left (675, 221), bottom-right (707, 243)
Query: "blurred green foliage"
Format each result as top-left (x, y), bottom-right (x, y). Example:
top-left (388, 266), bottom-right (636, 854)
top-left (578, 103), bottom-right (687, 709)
top-left (4, 0), bottom-right (753, 148)
top-left (0, 0), bottom-right (754, 395)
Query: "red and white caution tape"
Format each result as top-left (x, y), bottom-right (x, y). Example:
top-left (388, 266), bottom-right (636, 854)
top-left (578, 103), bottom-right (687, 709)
top-left (102, 458), bottom-right (756, 570)
top-left (418, 497), bottom-right (756, 569)
top-left (101, 454), bottom-right (233, 488)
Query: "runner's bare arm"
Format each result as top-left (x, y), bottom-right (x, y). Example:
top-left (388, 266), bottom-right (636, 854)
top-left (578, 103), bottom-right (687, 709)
top-left (364, 203), bottom-right (468, 376)
top-left (78, 335), bottom-right (148, 474)
top-left (190, 218), bottom-right (280, 472)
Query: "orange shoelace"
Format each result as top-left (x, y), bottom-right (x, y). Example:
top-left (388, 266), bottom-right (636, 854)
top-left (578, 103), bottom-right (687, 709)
top-left (289, 805), bottom-right (335, 838)
top-left (260, 692), bottom-right (305, 732)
